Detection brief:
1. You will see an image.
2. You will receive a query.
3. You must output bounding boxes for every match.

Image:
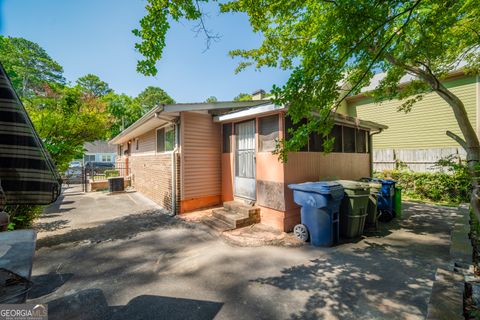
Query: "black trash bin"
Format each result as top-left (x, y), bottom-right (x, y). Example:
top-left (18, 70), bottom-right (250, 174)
top-left (108, 177), bottom-right (124, 192)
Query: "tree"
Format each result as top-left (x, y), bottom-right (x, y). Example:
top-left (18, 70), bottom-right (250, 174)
top-left (25, 84), bottom-right (110, 171)
top-left (134, 0), bottom-right (480, 218)
top-left (0, 36), bottom-right (64, 97)
top-left (135, 86), bottom-right (175, 113)
top-left (233, 93), bottom-right (252, 101)
top-left (104, 93), bottom-right (144, 138)
top-left (76, 74), bottom-right (112, 97)
top-left (205, 96), bottom-right (218, 103)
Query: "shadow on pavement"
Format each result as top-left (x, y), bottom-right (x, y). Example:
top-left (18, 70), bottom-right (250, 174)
top-left (36, 210), bottom-right (194, 249)
top-left (47, 289), bottom-right (223, 320)
top-left (29, 272), bottom-right (74, 299)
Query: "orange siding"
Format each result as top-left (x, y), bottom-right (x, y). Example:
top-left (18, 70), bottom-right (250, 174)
top-left (181, 111), bottom-right (222, 205)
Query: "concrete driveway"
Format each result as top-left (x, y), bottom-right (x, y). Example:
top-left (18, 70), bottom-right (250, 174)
top-left (29, 186), bottom-right (459, 320)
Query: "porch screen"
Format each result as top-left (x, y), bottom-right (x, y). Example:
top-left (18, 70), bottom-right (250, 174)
top-left (259, 115), bottom-right (279, 152)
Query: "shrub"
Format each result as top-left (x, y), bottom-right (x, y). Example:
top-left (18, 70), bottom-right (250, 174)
top-left (104, 170), bottom-right (120, 178)
top-left (4, 205), bottom-right (44, 230)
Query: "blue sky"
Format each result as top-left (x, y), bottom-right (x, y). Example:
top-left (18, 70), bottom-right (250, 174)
top-left (0, 0), bottom-right (290, 102)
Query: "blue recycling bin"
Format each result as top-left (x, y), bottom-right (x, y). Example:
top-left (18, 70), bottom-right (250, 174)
top-left (288, 181), bottom-right (344, 247)
top-left (361, 178), bottom-right (396, 221)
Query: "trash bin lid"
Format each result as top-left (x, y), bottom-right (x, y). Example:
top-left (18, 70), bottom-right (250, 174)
top-left (381, 179), bottom-right (396, 185)
top-left (336, 180), bottom-right (370, 190)
top-left (288, 181), bottom-right (343, 195)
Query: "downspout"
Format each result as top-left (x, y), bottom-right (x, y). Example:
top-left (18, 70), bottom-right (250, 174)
top-left (369, 129), bottom-right (383, 177)
top-left (170, 121), bottom-right (180, 217)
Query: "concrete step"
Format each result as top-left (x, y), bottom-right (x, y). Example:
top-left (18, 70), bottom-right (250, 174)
top-left (212, 208), bottom-right (253, 229)
top-left (202, 216), bottom-right (233, 232)
top-left (223, 201), bottom-right (260, 217)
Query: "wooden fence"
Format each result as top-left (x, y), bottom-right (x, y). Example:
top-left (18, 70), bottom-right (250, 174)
top-left (373, 147), bottom-right (466, 172)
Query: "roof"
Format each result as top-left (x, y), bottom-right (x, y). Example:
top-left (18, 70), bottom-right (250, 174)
top-left (84, 140), bottom-right (116, 154)
top-left (214, 103), bottom-right (388, 131)
top-left (109, 100), bottom-right (269, 145)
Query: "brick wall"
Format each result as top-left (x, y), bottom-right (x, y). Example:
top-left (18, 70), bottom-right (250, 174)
top-left (129, 153), bottom-right (173, 211)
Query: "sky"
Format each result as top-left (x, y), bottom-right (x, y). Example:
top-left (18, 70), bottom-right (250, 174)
top-left (0, 0), bottom-right (291, 102)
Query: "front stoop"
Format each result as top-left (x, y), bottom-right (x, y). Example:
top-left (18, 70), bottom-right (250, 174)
top-left (203, 201), bottom-right (260, 232)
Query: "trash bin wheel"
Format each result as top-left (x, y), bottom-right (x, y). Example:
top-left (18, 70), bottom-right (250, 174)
top-left (293, 224), bottom-right (309, 242)
top-left (378, 209), bottom-right (394, 222)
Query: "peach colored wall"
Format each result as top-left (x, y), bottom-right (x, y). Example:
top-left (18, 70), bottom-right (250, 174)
top-left (221, 153), bottom-right (234, 202)
top-left (256, 152), bottom-right (284, 183)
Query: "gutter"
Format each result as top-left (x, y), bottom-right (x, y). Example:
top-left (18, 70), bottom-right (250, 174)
top-left (170, 121), bottom-right (180, 217)
top-left (369, 129), bottom-right (383, 177)
top-left (109, 106), bottom-right (164, 144)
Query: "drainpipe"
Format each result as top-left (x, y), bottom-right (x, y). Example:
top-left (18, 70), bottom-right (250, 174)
top-left (369, 129), bottom-right (383, 177)
top-left (170, 122), bottom-right (179, 217)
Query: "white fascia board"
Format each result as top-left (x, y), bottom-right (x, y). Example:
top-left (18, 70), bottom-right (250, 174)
top-left (214, 103), bottom-right (285, 122)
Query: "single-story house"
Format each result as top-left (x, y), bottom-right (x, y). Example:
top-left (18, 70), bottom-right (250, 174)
top-left (341, 71), bottom-right (480, 172)
top-left (109, 91), bottom-right (387, 231)
top-left (84, 140), bottom-right (117, 163)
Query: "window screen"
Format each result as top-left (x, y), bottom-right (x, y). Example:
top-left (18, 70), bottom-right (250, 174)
top-left (156, 128), bottom-right (165, 152)
top-left (285, 116), bottom-right (308, 151)
top-left (165, 128), bottom-right (174, 151)
top-left (309, 132), bottom-right (324, 152)
top-left (259, 115), bottom-right (279, 152)
top-left (343, 126), bottom-right (356, 153)
top-left (356, 129), bottom-right (367, 153)
top-left (330, 125), bottom-right (343, 152)
top-left (223, 123), bottom-right (232, 153)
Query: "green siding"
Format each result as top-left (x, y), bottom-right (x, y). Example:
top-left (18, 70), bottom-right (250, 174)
top-left (347, 76), bottom-right (478, 149)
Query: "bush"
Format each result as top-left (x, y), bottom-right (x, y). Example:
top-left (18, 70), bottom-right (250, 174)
top-left (375, 155), bottom-right (472, 204)
top-left (4, 205), bottom-right (44, 230)
top-left (104, 170), bottom-right (120, 178)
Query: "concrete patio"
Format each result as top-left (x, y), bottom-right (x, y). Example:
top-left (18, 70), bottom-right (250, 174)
top-left (29, 186), bottom-right (460, 319)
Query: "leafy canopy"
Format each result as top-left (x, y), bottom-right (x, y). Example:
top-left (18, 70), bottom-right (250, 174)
top-left (135, 86), bottom-right (175, 113)
top-left (0, 36), bottom-right (64, 97)
top-left (233, 93), bottom-right (252, 101)
top-left (135, 0), bottom-right (480, 161)
top-left (76, 74), bottom-right (112, 97)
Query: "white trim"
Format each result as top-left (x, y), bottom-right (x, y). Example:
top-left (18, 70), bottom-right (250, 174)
top-left (214, 103), bottom-right (285, 122)
top-left (155, 124), bottom-right (175, 154)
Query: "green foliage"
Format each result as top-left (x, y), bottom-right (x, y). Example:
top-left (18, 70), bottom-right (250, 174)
top-left (5, 205), bottom-right (44, 230)
top-left (103, 93), bottom-right (143, 138)
top-left (205, 96), bottom-right (218, 103)
top-left (134, 0), bottom-right (480, 160)
top-left (375, 155), bottom-right (472, 204)
top-left (105, 170), bottom-right (120, 178)
top-left (135, 86), bottom-right (175, 113)
top-left (0, 36), bottom-right (65, 98)
top-left (233, 93), bottom-right (252, 101)
top-left (26, 84), bottom-right (110, 171)
top-left (76, 74), bottom-right (112, 97)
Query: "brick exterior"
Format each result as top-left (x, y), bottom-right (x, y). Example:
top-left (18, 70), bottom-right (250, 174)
top-left (129, 154), bottom-right (174, 211)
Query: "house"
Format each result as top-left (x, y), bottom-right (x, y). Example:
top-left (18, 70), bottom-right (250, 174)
top-left (109, 91), bottom-right (387, 231)
top-left (83, 140), bottom-right (117, 163)
top-left (340, 71), bottom-right (480, 172)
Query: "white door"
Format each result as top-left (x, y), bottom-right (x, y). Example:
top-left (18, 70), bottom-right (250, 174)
top-left (234, 120), bottom-right (256, 200)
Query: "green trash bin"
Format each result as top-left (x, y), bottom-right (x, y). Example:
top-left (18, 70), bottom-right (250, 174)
top-left (394, 186), bottom-right (402, 218)
top-left (336, 180), bottom-right (370, 238)
top-left (364, 181), bottom-right (381, 229)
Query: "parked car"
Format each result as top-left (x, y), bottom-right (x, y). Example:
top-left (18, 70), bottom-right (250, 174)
top-left (69, 160), bottom-right (83, 168)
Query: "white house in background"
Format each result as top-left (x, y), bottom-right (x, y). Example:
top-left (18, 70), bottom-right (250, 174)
top-left (83, 140), bottom-right (116, 163)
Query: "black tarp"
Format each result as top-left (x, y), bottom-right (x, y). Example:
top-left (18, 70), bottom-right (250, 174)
top-left (0, 62), bottom-right (61, 204)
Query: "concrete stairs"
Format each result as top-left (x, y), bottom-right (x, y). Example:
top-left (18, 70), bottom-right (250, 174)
top-left (202, 201), bottom-right (260, 232)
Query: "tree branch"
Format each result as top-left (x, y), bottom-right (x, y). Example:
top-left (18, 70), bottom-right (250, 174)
top-left (446, 130), bottom-right (467, 151)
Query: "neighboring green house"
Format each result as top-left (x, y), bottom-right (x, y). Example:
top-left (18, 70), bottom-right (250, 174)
top-left (340, 72), bottom-right (479, 172)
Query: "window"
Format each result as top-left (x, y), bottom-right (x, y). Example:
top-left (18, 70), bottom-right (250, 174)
top-left (330, 125), bottom-right (343, 152)
top-left (84, 154), bottom-right (95, 162)
top-left (135, 138), bottom-right (139, 151)
top-left (342, 126), bottom-right (356, 153)
top-left (285, 116), bottom-right (308, 151)
top-left (356, 129), bottom-right (367, 153)
top-left (156, 126), bottom-right (175, 153)
top-left (222, 123), bottom-right (232, 153)
top-left (101, 154), bottom-right (112, 162)
top-left (259, 115), bottom-right (279, 152)
top-left (117, 145), bottom-right (122, 156)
